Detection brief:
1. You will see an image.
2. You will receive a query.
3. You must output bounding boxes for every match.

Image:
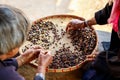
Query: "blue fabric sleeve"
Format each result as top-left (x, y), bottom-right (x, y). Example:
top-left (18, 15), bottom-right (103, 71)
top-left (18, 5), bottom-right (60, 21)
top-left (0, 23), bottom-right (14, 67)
top-left (0, 58), bottom-right (25, 80)
top-left (3, 58), bottom-right (18, 70)
top-left (34, 75), bottom-right (44, 80)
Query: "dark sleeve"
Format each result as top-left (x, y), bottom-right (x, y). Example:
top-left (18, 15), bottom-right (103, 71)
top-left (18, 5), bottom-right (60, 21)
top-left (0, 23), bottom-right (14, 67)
top-left (95, 3), bottom-right (113, 25)
top-left (92, 51), bottom-right (110, 73)
top-left (0, 59), bottom-right (25, 80)
top-left (3, 58), bottom-right (18, 70)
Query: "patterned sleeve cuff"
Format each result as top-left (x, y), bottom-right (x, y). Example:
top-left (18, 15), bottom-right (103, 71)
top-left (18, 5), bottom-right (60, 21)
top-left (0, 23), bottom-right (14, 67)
top-left (34, 73), bottom-right (45, 80)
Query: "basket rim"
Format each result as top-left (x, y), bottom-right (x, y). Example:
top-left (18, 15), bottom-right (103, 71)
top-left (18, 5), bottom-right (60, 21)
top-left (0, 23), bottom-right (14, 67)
top-left (32, 14), bottom-right (85, 24)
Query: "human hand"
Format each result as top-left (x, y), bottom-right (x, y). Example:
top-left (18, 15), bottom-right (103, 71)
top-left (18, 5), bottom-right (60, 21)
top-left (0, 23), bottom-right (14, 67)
top-left (85, 51), bottom-right (98, 62)
top-left (66, 19), bottom-right (86, 33)
top-left (37, 50), bottom-right (53, 75)
top-left (16, 45), bottom-right (43, 67)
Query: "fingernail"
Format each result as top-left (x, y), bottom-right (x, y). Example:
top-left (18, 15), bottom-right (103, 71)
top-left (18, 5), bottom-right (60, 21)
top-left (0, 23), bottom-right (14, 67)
top-left (47, 51), bottom-right (51, 54)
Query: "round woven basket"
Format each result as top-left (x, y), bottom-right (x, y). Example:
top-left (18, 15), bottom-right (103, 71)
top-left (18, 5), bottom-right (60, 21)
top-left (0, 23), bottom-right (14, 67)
top-left (19, 14), bottom-right (98, 73)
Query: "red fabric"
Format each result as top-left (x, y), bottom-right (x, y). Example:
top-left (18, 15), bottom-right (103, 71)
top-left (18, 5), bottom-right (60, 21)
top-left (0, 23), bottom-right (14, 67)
top-left (108, 0), bottom-right (120, 32)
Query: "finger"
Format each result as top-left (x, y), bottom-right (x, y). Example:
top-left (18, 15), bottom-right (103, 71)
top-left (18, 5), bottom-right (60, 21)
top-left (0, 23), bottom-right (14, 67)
top-left (33, 49), bottom-right (42, 55)
top-left (21, 49), bottom-right (35, 57)
top-left (31, 45), bottom-right (43, 49)
top-left (23, 48), bottom-right (42, 57)
top-left (86, 57), bottom-right (96, 61)
top-left (38, 52), bottom-right (44, 58)
top-left (66, 27), bottom-right (76, 33)
top-left (46, 51), bottom-right (53, 63)
top-left (86, 56), bottom-right (96, 61)
top-left (23, 49), bottom-right (34, 54)
top-left (66, 23), bottom-right (71, 32)
top-left (86, 58), bottom-right (94, 61)
top-left (93, 50), bottom-right (99, 54)
top-left (49, 57), bottom-right (53, 64)
top-left (46, 51), bottom-right (51, 55)
top-left (45, 51), bottom-right (53, 59)
top-left (37, 53), bottom-right (43, 63)
top-left (40, 50), bottom-right (47, 54)
top-left (86, 54), bottom-right (93, 58)
top-left (45, 51), bottom-right (52, 56)
top-left (86, 55), bottom-right (96, 59)
top-left (86, 52), bottom-right (98, 58)
top-left (66, 24), bottom-right (69, 32)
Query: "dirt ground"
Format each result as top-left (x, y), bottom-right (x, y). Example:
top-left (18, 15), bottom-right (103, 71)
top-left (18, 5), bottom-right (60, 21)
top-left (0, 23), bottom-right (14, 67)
top-left (0, 0), bottom-right (110, 80)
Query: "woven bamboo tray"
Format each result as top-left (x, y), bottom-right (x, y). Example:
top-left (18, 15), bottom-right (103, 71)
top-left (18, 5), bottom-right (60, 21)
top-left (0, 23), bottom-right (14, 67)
top-left (19, 14), bottom-right (98, 72)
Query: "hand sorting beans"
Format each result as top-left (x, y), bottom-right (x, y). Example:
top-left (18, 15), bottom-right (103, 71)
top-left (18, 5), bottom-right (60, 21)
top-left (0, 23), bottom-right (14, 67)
top-left (22, 20), bottom-right (97, 69)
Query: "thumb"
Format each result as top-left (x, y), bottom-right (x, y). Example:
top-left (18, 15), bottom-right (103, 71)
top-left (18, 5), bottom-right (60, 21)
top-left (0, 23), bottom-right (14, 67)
top-left (39, 52), bottom-right (44, 57)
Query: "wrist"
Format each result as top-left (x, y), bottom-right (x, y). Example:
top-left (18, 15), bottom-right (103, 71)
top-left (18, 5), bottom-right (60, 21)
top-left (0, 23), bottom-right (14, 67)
top-left (84, 18), bottom-right (97, 27)
top-left (37, 66), bottom-right (46, 75)
top-left (84, 20), bottom-right (89, 27)
top-left (16, 56), bottom-right (25, 67)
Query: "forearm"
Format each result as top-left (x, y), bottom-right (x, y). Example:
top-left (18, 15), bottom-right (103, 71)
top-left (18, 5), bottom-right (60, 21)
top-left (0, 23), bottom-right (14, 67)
top-left (37, 66), bottom-right (46, 75)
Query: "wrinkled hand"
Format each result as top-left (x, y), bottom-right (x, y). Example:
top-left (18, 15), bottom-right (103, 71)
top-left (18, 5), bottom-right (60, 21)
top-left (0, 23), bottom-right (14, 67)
top-left (66, 19), bottom-right (86, 33)
top-left (37, 50), bottom-right (53, 68)
top-left (37, 50), bottom-right (53, 75)
top-left (16, 45), bottom-right (43, 67)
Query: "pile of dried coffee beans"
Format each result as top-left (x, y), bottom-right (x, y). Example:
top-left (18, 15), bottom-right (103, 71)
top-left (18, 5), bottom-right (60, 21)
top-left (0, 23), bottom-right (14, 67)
top-left (68, 28), bottom-right (96, 55)
top-left (27, 21), bottom-right (54, 50)
top-left (49, 28), bottom-right (96, 69)
top-left (25, 20), bottom-right (97, 69)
